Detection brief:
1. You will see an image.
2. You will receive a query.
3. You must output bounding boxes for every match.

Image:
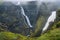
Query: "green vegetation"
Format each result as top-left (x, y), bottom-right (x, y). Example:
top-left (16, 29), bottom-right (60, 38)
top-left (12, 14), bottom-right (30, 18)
top-left (0, 2), bottom-right (60, 40)
top-left (0, 27), bottom-right (60, 40)
top-left (35, 16), bottom-right (45, 33)
top-left (37, 28), bottom-right (60, 40)
top-left (0, 32), bottom-right (37, 40)
top-left (0, 32), bottom-right (28, 40)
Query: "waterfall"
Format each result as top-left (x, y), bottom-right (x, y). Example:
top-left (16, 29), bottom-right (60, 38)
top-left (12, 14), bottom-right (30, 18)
top-left (16, 1), bottom-right (33, 28)
top-left (42, 11), bottom-right (56, 32)
top-left (21, 7), bottom-right (33, 27)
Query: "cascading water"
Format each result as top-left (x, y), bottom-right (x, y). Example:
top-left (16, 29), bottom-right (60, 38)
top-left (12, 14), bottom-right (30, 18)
top-left (21, 7), bottom-right (33, 28)
top-left (16, 1), bottom-right (33, 28)
top-left (42, 11), bottom-right (56, 32)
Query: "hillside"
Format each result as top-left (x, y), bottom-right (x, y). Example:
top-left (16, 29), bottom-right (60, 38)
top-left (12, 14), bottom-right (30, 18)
top-left (0, 1), bottom-right (60, 40)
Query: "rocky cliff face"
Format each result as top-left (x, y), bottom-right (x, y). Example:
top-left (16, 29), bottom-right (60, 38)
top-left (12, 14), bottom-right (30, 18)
top-left (0, 2), bottom-right (29, 35)
top-left (22, 1), bottom-right (38, 26)
top-left (0, 1), bottom-right (51, 36)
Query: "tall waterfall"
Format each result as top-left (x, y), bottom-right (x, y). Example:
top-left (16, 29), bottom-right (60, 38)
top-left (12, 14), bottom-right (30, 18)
top-left (42, 11), bottom-right (56, 32)
top-left (21, 7), bottom-right (33, 27)
top-left (17, 1), bottom-right (33, 28)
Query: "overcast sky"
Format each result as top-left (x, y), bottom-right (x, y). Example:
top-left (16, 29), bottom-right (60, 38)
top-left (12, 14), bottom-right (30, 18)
top-left (3, 0), bottom-right (59, 2)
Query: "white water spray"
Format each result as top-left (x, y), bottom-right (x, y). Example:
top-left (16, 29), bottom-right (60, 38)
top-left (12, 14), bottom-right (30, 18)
top-left (42, 11), bottom-right (56, 32)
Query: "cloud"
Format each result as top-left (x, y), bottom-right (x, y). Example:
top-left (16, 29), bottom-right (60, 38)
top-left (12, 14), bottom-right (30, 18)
top-left (3, 0), bottom-right (36, 2)
top-left (3, 0), bottom-right (60, 3)
top-left (40, 0), bottom-right (57, 2)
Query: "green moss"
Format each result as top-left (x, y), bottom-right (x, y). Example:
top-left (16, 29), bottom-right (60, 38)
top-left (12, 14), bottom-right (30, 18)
top-left (1, 28), bottom-right (60, 40)
top-left (35, 16), bottom-right (45, 34)
top-left (37, 28), bottom-right (60, 40)
top-left (52, 21), bottom-right (60, 29)
top-left (0, 32), bottom-right (28, 40)
top-left (0, 31), bottom-right (38, 40)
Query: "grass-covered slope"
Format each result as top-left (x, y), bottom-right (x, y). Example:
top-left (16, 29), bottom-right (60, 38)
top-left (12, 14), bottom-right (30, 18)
top-left (37, 28), bottom-right (60, 40)
top-left (0, 32), bottom-right (27, 40)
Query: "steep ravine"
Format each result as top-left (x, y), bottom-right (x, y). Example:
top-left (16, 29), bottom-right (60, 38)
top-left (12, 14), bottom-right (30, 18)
top-left (0, 1), bottom-right (53, 36)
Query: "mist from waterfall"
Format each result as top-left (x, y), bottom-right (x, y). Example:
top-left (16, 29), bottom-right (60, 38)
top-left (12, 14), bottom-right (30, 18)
top-left (42, 11), bottom-right (56, 32)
